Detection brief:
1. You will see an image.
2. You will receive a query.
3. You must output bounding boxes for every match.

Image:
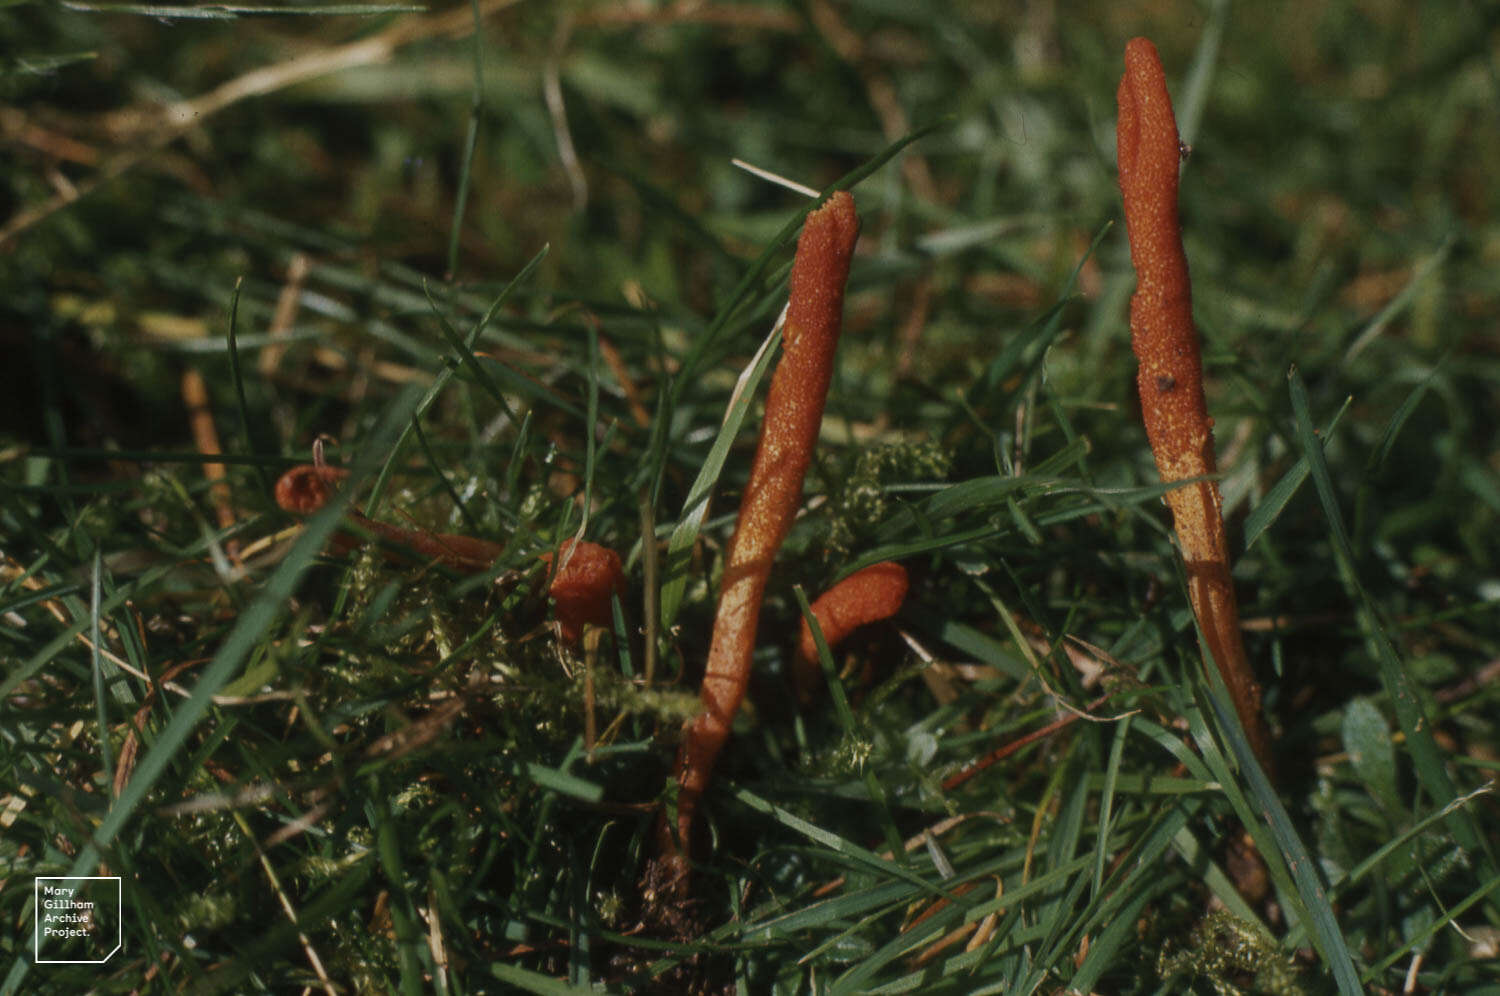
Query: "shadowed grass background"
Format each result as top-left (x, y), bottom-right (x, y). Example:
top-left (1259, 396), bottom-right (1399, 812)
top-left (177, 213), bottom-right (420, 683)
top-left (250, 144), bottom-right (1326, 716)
top-left (2, 1), bottom-right (1498, 992)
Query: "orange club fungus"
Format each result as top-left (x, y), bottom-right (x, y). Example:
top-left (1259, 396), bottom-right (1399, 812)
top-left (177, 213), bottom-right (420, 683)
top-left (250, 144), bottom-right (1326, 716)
top-left (540, 539), bottom-right (627, 644)
top-left (667, 190), bottom-right (861, 865)
top-left (795, 560), bottom-right (909, 698)
top-left (1117, 37), bottom-right (1273, 771)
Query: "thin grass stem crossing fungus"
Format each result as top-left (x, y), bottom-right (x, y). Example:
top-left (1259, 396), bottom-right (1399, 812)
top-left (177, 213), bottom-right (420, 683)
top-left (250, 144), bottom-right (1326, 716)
top-left (669, 191), bottom-right (861, 862)
top-left (1117, 37), bottom-right (1273, 771)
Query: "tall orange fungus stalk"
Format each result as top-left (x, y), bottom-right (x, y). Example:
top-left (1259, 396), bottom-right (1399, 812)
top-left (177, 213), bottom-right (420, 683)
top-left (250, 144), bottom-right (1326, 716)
top-left (1117, 37), bottom-right (1272, 770)
top-left (670, 191), bottom-right (860, 858)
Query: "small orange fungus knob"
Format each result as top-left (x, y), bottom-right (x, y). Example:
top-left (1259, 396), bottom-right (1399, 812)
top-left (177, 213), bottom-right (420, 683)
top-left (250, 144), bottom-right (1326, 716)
top-left (797, 561), bottom-right (909, 666)
top-left (274, 464), bottom-right (349, 515)
top-left (541, 539), bottom-right (627, 643)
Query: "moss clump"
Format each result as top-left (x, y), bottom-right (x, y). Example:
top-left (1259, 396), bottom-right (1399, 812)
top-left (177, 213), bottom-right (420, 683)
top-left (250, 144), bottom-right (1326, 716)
top-left (1156, 909), bottom-right (1307, 996)
top-left (823, 441), bottom-right (951, 558)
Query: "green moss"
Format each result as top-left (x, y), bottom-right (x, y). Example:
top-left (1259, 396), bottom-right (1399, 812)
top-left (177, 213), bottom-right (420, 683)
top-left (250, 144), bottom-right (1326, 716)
top-left (823, 440), bottom-right (952, 558)
top-left (1156, 910), bottom-right (1308, 996)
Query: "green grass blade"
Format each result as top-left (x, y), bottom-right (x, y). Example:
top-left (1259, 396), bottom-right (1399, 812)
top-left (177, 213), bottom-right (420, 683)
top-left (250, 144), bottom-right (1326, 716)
top-left (729, 786), bottom-right (948, 900)
top-left (1288, 367), bottom-right (1489, 863)
top-left (1360, 860), bottom-right (1500, 984)
top-left (88, 549), bottom-right (115, 795)
top-left (445, 0), bottom-right (485, 279)
top-left (1241, 395), bottom-right (1350, 552)
top-left (59, 1), bottom-right (421, 14)
top-left (0, 559), bottom-right (179, 701)
top-left (1091, 714), bottom-right (1130, 900)
top-left (793, 585), bottom-right (906, 861)
top-left (365, 248), bottom-right (547, 511)
top-left (1174, 0), bottom-right (1229, 146)
top-left (223, 275), bottom-right (270, 495)
top-left (657, 324), bottom-right (779, 629)
top-left (1199, 687), bottom-right (1363, 994)
top-left (0, 384), bottom-right (423, 996)
top-left (489, 961), bottom-right (607, 994)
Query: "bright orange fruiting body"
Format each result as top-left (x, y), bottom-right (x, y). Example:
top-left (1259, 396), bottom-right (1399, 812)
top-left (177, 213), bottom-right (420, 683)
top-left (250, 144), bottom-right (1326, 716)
top-left (1118, 37), bottom-right (1271, 771)
top-left (1117, 37), bottom-right (1213, 494)
top-left (794, 560), bottom-right (909, 702)
top-left (541, 539), bottom-right (627, 643)
top-left (797, 559), bottom-right (908, 661)
top-left (671, 191), bottom-right (860, 858)
top-left (275, 463), bottom-right (504, 573)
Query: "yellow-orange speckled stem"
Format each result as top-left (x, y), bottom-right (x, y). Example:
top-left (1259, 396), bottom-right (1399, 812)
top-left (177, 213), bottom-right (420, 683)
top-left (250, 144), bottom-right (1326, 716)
top-left (1118, 38), bottom-right (1272, 773)
top-left (671, 191), bottom-right (860, 860)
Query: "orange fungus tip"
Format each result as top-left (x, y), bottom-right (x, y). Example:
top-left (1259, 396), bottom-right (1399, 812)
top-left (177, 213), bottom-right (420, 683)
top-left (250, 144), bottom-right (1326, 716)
top-left (784, 191), bottom-right (859, 346)
top-left (1116, 34), bottom-right (1206, 482)
top-left (1117, 38), bottom-right (1178, 201)
top-left (274, 464), bottom-right (349, 515)
top-left (798, 561), bottom-right (909, 665)
top-left (542, 539), bottom-right (626, 643)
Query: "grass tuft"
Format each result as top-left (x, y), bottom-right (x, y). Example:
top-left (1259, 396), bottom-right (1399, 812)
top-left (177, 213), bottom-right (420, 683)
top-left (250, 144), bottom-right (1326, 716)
top-left (4, 2), bottom-right (1499, 993)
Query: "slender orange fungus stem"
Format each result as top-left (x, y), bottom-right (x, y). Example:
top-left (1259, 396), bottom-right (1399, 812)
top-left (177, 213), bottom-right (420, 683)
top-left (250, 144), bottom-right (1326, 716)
top-left (274, 463), bottom-right (504, 573)
top-left (670, 191), bottom-right (861, 860)
top-left (1117, 37), bottom-right (1272, 771)
top-left (273, 464), bottom-right (623, 644)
